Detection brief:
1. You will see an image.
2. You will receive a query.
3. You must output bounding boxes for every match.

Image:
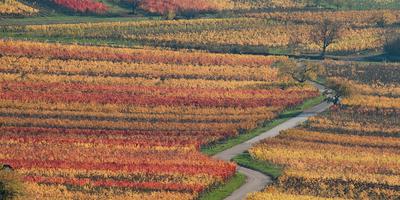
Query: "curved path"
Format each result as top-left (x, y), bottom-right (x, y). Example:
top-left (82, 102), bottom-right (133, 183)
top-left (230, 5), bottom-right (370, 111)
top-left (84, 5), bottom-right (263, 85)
top-left (212, 82), bottom-right (331, 200)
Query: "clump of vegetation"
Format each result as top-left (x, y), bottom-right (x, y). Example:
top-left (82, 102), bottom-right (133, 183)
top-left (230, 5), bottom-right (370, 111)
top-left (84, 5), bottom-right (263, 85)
top-left (384, 35), bottom-right (400, 57)
top-left (310, 19), bottom-right (344, 59)
top-left (0, 165), bottom-right (25, 200)
top-left (325, 78), bottom-right (355, 105)
top-left (129, 0), bottom-right (232, 19)
top-left (374, 12), bottom-right (398, 27)
top-left (274, 59), bottom-right (325, 83)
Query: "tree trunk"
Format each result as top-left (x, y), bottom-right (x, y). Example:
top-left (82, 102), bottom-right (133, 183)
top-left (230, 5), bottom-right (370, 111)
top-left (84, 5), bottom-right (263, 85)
top-left (132, 3), bottom-right (137, 15)
top-left (320, 45), bottom-right (327, 59)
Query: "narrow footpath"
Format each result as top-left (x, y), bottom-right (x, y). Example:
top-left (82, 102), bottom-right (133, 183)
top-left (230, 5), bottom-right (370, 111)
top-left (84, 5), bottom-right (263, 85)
top-left (212, 82), bottom-right (331, 200)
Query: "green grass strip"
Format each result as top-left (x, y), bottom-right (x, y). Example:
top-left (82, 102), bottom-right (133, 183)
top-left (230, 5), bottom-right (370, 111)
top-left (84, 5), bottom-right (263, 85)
top-left (232, 152), bottom-right (282, 179)
top-left (201, 95), bottom-right (324, 156)
top-left (198, 173), bottom-right (246, 200)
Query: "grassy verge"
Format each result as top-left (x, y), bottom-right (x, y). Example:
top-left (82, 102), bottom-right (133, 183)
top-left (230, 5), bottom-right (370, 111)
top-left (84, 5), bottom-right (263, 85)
top-left (201, 95), bottom-right (324, 156)
top-left (198, 173), bottom-right (246, 200)
top-left (315, 77), bottom-right (327, 86)
top-left (232, 152), bottom-right (282, 180)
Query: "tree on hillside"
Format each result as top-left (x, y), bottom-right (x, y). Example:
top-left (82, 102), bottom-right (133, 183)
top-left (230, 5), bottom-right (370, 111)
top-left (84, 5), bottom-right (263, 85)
top-left (273, 59), bottom-right (325, 83)
top-left (0, 165), bottom-right (25, 200)
top-left (324, 78), bottom-right (354, 105)
top-left (383, 31), bottom-right (400, 56)
top-left (123, 0), bottom-right (142, 14)
top-left (374, 11), bottom-right (398, 28)
top-left (310, 19), bottom-right (343, 59)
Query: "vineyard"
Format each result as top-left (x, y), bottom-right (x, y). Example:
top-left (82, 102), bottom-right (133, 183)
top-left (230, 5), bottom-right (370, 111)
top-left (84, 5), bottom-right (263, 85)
top-left (0, 0), bottom-right (38, 16)
top-left (137, 0), bottom-right (233, 15)
top-left (248, 61), bottom-right (400, 199)
top-left (245, 10), bottom-right (400, 26)
top-left (1, 1), bottom-right (399, 199)
top-left (4, 11), bottom-right (399, 55)
top-left (1, 0), bottom-right (399, 18)
top-left (0, 0), bottom-right (108, 16)
top-left (0, 39), bottom-right (319, 199)
top-left (231, 0), bottom-right (400, 10)
top-left (231, 0), bottom-right (305, 9)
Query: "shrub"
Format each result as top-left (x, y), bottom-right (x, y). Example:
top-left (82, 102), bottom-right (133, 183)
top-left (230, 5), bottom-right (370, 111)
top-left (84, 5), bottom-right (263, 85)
top-left (374, 12), bottom-right (398, 27)
top-left (137, 0), bottom-right (232, 19)
top-left (52, 0), bottom-right (108, 14)
top-left (0, 167), bottom-right (25, 200)
top-left (384, 36), bottom-right (400, 56)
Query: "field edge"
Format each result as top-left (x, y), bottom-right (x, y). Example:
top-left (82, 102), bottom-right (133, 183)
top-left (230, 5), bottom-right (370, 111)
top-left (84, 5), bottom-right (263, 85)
top-left (201, 95), bottom-right (325, 156)
top-left (232, 151), bottom-right (282, 180)
top-left (198, 172), bottom-right (246, 200)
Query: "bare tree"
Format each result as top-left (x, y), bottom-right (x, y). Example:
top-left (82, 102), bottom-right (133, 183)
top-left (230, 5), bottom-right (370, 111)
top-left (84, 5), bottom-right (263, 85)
top-left (132, 1), bottom-right (139, 14)
top-left (128, 0), bottom-right (142, 15)
top-left (273, 59), bottom-right (325, 83)
top-left (310, 19), bottom-right (343, 59)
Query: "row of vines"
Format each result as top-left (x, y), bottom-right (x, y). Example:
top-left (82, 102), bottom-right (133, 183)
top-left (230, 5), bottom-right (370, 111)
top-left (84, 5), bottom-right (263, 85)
top-left (0, 0), bottom-right (37, 16)
top-left (0, 40), bottom-right (319, 199)
top-left (5, 11), bottom-right (398, 54)
top-left (248, 61), bottom-right (400, 199)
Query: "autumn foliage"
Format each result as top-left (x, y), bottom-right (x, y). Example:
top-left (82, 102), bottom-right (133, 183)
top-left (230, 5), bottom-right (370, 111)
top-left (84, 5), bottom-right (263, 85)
top-left (0, 0), bottom-right (38, 16)
top-left (249, 61), bottom-right (400, 200)
top-left (12, 16), bottom-right (390, 54)
top-left (52, 0), bottom-right (108, 13)
top-left (137, 0), bottom-right (231, 17)
top-left (0, 40), bottom-right (318, 199)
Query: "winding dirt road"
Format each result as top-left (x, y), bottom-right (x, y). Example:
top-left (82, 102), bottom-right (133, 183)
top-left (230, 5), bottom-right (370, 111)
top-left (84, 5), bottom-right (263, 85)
top-left (212, 82), bottom-right (331, 200)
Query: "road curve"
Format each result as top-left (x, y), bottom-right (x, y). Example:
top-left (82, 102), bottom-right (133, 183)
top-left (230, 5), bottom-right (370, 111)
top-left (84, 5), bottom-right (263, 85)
top-left (212, 82), bottom-right (331, 200)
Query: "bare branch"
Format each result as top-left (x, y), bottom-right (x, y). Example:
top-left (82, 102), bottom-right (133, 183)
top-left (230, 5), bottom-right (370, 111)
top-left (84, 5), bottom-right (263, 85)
top-left (310, 19), bottom-right (343, 59)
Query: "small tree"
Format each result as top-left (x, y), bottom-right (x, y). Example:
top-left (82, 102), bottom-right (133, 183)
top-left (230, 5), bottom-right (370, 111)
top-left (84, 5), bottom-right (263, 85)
top-left (273, 59), bottom-right (325, 83)
top-left (0, 165), bottom-right (25, 200)
top-left (384, 36), bottom-right (400, 56)
top-left (374, 12), bottom-right (397, 28)
top-left (131, 0), bottom-right (142, 14)
top-left (325, 78), bottom-right (354, 105)
top-left (119, 0), bottom-right (141, 14)
top-left (383, 30), bottom-right (400, 56)
top-left (310, 19), bottom-right (343, 59)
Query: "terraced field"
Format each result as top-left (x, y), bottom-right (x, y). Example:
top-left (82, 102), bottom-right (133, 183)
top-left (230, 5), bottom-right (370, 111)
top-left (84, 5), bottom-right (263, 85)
top-left (0, 39), bottom-right (319, 199)
top-left (248, 61), bottom-right (400, 199)
top-left (3, 9), bottom-right (399, 56)
top-left (1, 1), bottom-right (399, 199)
